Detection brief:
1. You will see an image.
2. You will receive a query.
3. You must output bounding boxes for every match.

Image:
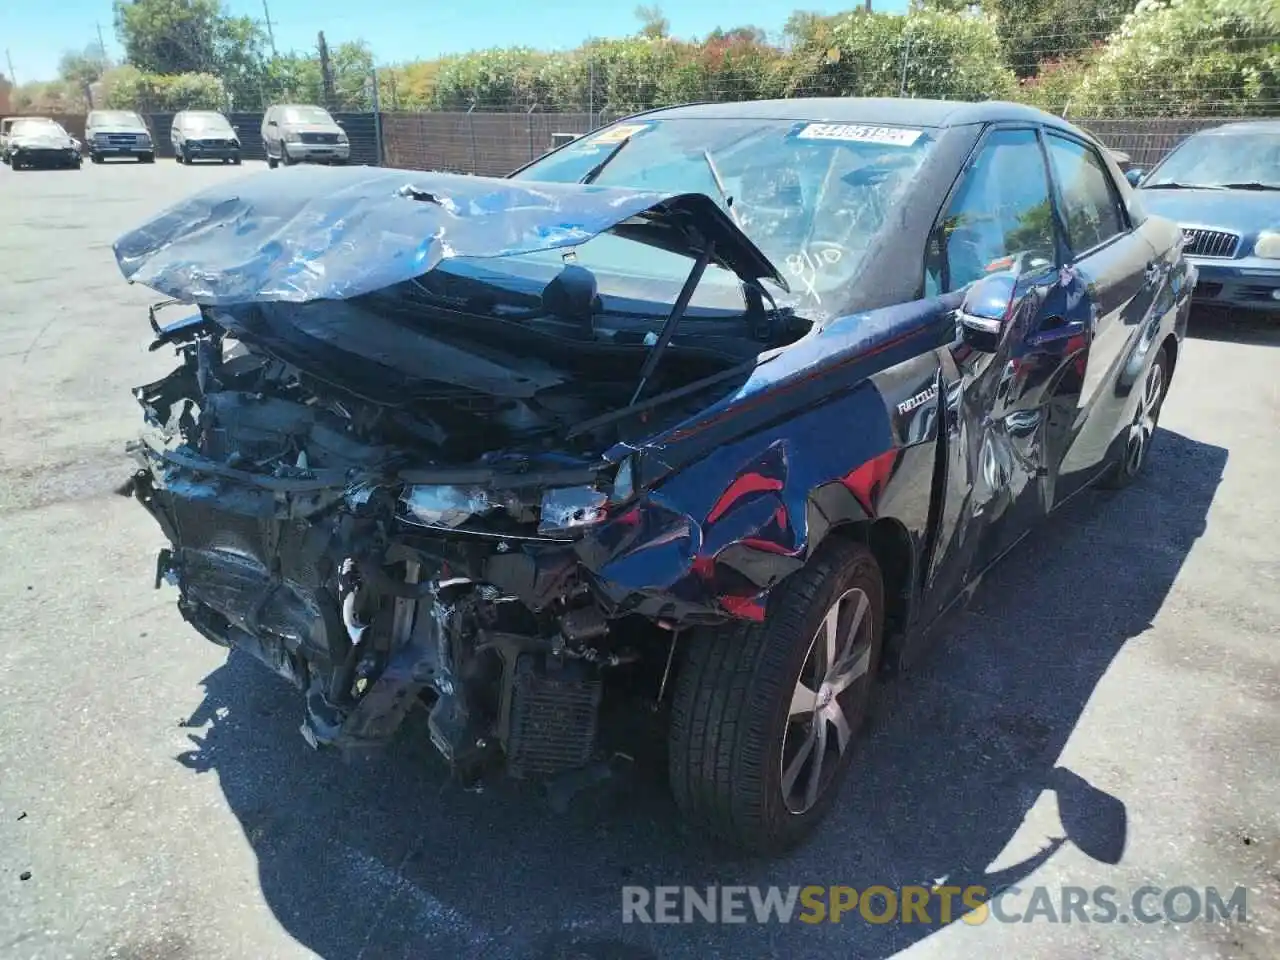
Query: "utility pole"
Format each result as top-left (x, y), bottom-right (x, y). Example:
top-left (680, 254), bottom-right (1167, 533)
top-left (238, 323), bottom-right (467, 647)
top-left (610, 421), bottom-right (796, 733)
top-left (261, 0), bottom-right (278, 57)
top-left (317, 31), bottom-right (335, 109)
top-left (4, 49), bottom-right (16, 87)
top-left (96, 22), bottom-right (108, 61)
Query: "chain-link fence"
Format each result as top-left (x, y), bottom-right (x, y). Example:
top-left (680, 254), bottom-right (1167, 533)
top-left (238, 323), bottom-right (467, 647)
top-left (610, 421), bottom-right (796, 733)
top-left (7, 6), bottom-right (1279, 174)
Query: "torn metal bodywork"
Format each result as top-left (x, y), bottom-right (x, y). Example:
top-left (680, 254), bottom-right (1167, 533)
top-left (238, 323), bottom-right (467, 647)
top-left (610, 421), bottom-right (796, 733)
top-left (117, 102), bottom-right (1191, 817)
top-left (113, 166), bottom-right (783, 304)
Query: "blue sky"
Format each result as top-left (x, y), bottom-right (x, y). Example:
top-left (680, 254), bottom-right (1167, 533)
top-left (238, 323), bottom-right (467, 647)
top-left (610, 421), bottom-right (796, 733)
top-left (4, 0), bottom-right (907, 85)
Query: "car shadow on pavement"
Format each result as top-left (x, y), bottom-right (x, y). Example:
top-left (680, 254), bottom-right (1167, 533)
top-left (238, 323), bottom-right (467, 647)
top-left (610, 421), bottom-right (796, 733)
top-left (174, 426), bottom-right (1226, 960)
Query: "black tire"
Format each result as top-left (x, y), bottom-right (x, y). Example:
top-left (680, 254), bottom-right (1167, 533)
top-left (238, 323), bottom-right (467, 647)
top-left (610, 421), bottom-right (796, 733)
top-left (143, 153), bottom-right (156, 163)
top-left (232, 155), bottom-right (242, 166)
top-left (668, 537), bottom-right (884, 855)
top-left (1102, 344), bottom-right (1170, 489)
top-left (267, 154), bottom-right (279, 169)
top-left (91, 153), bottom-right (103, 164)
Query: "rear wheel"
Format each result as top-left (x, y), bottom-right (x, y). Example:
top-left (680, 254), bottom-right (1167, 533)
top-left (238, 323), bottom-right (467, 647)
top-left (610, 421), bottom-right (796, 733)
top-left (267, 153), bottom-right (279, 169)
top-left (668, 538), bottom-right (884, 854)
top-left (1103, 345), bottom-right (1169, 489)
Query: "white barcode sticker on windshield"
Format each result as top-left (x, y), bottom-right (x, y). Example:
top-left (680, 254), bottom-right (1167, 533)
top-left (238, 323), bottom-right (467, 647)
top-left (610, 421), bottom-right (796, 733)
top-left (796, 123), bottom-right (923, 146)
top-left (589, 123), bottom-right (652, 145)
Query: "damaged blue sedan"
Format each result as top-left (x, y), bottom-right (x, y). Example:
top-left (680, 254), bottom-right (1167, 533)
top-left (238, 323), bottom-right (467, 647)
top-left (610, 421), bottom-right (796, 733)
top-left (115, 98), bottom-right (1193, 854)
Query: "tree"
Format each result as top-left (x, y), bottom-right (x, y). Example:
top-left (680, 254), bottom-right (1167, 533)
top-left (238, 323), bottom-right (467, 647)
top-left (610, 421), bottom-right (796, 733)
top-left (58, 44), bottom-right (112, 88)
top-left (982, 0), bottom-right (1134, 77)
top-left (782, 10), bottom-right (841, 49)
top-left (786, 8), bottom-right (1017, 100)
top-left (215, 15), bottom-right (269, 108)
top-left (113, 0), bottom-right (223, 74)
top-left (1068, 0), bottom-right (1280, 117)
top-left (634, 4), bottom-right (670, 40)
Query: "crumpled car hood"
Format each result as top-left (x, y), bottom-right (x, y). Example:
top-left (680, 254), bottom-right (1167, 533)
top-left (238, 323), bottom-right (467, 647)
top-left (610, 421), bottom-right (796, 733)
top-left (113, 165), bottom-right (786, 305)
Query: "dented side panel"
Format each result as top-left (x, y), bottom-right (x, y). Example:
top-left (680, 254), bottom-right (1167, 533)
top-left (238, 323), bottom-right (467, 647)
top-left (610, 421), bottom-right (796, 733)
top-left (576, 323), bottom-right (948, 625)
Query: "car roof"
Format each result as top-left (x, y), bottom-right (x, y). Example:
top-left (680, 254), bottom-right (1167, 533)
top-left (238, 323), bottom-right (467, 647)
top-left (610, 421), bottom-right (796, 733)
top-left (639, 97), bottom-right (1072, 130)
top-left (1193, 119), bottom-right (1280, 135)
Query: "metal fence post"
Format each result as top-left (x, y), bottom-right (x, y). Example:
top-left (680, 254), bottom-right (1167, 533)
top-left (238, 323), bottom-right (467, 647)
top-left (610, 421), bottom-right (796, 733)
top-left (370, 67), bottom-right (384, 166)
top-left (467, 102), bottom-right (478, 175)
top-left (526, 102), bottom-right (538, 162)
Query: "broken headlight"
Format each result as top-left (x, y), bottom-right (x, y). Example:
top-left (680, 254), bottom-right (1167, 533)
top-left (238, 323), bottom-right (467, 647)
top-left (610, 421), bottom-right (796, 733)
top-left (535, 456), bottom-right (635, 538)
top-left (537, 486), bottom-right (609, 537)
top-left (401, 485), bottom-right (501, 529)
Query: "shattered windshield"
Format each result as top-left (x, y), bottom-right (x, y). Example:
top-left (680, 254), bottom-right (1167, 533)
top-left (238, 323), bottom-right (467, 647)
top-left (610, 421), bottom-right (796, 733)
top-left (508, 116), bottom-right (935, 310)
top-left (1144, 131), bottom-right (1280, 189)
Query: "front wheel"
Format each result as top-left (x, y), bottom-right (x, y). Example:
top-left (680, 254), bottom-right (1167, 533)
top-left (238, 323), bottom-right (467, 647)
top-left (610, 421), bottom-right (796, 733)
top-left (668, 538), bottom-right (884, 854)
top-left (1102, 345), bottom-right (1170, 489)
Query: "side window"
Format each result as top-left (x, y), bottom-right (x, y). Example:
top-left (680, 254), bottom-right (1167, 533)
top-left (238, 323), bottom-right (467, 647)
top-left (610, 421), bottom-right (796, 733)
top-left (930, 129), bottom-right (1057, 294)
top-left (1044, 134), bottom-right (1126, 254)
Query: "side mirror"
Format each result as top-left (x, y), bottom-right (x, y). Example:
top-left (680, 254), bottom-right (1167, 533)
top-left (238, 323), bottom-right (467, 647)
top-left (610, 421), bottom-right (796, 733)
top-left (336, 120), bottom-right (346, 127)
top-left (957, 273), bottom-right (1017, 352)
top-left (1125, 168), bottom-right (1145, 187)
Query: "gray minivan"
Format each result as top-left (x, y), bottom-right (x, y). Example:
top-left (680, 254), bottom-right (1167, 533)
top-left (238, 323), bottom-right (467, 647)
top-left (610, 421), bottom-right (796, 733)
top-left (261, 104), bottom-right (350, 167)
top-left (171, 110), bottom-right (242, 165)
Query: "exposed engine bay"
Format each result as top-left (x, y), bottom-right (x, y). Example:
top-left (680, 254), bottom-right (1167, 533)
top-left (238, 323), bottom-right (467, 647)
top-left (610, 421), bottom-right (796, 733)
top-left (125, 260), bottom-right (806, 781)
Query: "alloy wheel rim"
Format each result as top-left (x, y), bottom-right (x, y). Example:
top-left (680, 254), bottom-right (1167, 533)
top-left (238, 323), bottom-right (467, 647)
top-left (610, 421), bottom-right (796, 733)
top-left (1126, 361), bottom-right (1164, 474)
top-left (780, 586), bottom-right (874, 815)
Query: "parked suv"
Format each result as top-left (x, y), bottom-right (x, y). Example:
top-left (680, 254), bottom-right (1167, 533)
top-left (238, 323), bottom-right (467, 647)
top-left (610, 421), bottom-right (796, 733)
top-left (261, 104), bottom-right (350, 167)
top-left (86, 110), bottom-right (155, 163)
top-left (171, 110), bottom-right (242, 165)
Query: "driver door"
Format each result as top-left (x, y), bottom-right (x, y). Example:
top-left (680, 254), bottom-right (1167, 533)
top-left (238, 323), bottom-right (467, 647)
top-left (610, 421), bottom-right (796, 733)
top-left (922, 125), bottom-right (1092, 610)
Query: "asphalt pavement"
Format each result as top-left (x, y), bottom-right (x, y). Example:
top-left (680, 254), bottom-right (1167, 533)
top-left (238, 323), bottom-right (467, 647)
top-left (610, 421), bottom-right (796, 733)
top-left (0, 158), bottom-right (1277, 960)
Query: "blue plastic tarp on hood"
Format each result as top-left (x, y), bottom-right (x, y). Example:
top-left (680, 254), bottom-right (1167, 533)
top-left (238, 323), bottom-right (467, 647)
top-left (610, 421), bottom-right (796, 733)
top-left (112, 165), bottom-right (782, 305)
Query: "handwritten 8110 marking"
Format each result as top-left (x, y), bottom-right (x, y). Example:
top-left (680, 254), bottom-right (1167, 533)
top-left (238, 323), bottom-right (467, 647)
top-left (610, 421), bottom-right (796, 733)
top-left (786, 247), bottom-right (842, 304)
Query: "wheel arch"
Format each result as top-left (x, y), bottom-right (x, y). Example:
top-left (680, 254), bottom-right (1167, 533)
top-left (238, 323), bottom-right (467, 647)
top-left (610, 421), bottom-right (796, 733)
top-left (818, 516), bottom-right (916, 652)
top-left (1161, 332), bottom-right (1179, 379)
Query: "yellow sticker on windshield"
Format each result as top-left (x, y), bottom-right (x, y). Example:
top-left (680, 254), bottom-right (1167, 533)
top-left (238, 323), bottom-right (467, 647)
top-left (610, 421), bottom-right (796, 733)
top-left (590, 123), bottom-right (651, 145)
top-left (796, 123), bottom-right (923, 147)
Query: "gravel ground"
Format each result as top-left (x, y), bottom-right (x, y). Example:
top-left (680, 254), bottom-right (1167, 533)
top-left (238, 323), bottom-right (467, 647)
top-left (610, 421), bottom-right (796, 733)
top-left (1, 159), bottom-right (1277, 960)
